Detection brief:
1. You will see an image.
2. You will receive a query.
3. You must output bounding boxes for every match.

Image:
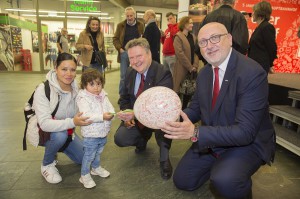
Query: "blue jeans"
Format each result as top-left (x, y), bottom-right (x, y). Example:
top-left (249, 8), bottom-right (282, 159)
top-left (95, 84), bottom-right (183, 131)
top-left (43, 131), bottom-right (83, 166)
top-left (119, 51), bottom-right (129, 95)
top-left (89, 63), bottom-right (105, 73)
top-left (81, 137), bottom-right (107, 175)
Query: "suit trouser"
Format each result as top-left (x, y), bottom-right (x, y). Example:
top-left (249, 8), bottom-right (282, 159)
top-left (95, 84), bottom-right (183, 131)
top-left (114, 122), bottom-right (172, 161)
top-left (173, 145), bottom-right (264, 199)
top-left (119, 51), bottom-right (129, 95)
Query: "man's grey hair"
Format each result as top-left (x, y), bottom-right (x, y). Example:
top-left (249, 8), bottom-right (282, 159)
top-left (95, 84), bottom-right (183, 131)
top-left (125, 7), bottom-right (136, 15)
top-left (125, 38), bottom-right (150, 53)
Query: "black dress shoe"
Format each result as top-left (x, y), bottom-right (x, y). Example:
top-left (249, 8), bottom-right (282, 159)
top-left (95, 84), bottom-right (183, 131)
top-left (160, 159), bottom-right (173, 180)
top-left (135, 145), bottom-right (146, 153)
top-left (135, 138), bottom-right (147, 154)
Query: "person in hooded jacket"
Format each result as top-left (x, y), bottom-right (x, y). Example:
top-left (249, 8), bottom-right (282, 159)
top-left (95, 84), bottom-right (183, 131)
top-left (76, 68), bottom-right (115, 189)
top-left (33, 53), bottom-right (92, 184)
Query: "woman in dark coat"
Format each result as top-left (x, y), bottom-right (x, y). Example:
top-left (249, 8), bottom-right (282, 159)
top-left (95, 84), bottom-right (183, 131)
top-left (248, 1), bottom-right (277, 74)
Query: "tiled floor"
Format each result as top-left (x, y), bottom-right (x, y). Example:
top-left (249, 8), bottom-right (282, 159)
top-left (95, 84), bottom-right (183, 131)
top-left (0, 71), bottom-right (299, 199)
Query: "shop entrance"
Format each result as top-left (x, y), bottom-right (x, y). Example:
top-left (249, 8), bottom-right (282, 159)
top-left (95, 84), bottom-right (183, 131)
top-left (37, 18), bottom-right (66, 71)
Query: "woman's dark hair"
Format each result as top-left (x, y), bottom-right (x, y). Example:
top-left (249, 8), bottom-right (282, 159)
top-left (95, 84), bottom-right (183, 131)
top-left (85, 16), bottom-right (101, 34)
top-left (80, 68), bottom-right (105, 89)
top-left (55, 53), bottom-right (77, 68)
top-left (253, 1), bottom-right (272, 21)
top-left (178, 16), bottom-right (191, 31)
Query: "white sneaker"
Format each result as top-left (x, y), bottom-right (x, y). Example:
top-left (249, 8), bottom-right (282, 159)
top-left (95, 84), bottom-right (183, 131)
top-left (91, 166), bottom-right (110, 178)
top-left (79, 174), bottom-right (96, 189)
top-left (41, 160), bottom-right (62, 184)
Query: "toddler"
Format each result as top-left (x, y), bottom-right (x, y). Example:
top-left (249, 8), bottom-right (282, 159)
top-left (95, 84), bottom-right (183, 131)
top-left (76, 69), bottom-right (115, 188)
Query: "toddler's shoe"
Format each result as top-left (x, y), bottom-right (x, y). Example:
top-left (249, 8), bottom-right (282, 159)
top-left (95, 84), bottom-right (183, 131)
top-left (79, 173), bottom-right (96, 189)
top-left (41, 160), bottom-right (62, 184)
top-left (91, 166), bottom-right (110, 178)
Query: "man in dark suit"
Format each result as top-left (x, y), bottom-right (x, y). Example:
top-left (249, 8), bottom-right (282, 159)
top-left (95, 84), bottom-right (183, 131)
top-left (161, 22), bottom-right (276, 198)
top-left (115, 38), bottom-right (173, 180)
top-left (143, 9), bottom-right (161, 63)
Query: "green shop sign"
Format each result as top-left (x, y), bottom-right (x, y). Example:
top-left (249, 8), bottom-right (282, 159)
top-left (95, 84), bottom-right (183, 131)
top-left (70, 0), bottom-right (98, 12)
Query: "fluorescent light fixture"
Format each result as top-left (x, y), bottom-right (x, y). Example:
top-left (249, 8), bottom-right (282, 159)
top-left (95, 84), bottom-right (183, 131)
top-left (5, 8), bottom-right (109, 16)
top-left (21, 14), bottom-right (113, 20)
top-left (5, 8), bottom-right (35, 12)
top-left (60, 0), bottom-right (101, 2)
top-left (66, 12), bottom-right (108, 15)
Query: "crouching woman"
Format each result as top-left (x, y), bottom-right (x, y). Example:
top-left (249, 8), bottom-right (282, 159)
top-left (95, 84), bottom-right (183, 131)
top-left (33, 53), bottom-right (92, 184)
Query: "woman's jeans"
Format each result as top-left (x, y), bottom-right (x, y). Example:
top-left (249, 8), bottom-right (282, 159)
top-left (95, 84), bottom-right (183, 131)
top-left (81, 137), bottom-right (107, 176)
top-left (43, 130), bottom-right (83, 166)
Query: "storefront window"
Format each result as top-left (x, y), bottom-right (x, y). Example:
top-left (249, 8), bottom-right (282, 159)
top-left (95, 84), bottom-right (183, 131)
top-left (0, 0), bottom-right (120, 72)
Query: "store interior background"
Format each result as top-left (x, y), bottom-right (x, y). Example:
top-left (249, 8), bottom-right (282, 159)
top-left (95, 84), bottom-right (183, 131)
top-left (0, 0), bottom-right (178, 72)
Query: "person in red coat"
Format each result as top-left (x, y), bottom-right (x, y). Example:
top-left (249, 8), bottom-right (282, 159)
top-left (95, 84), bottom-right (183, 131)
top-left (160, 12), bottom-right (179, 76)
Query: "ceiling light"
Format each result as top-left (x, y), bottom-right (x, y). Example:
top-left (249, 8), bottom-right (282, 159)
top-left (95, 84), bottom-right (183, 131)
top-left (5, 8), bottom-right (108, 16)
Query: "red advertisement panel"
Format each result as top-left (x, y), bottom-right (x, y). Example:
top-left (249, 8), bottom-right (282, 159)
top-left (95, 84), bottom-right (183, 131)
top-left (235, 0), bottom-right (300, 73)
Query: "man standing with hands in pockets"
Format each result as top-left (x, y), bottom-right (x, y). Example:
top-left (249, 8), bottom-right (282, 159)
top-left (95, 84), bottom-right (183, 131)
top-left (161, 12), bottom-right (178, 76)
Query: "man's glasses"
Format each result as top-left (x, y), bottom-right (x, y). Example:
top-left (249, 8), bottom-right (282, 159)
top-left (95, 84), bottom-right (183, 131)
top-left (198, 33), bottom-right (228, 48)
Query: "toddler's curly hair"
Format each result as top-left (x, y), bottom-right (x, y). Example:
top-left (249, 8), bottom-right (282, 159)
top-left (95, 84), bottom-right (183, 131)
top-left (80, 68), bottom-right (105, 89)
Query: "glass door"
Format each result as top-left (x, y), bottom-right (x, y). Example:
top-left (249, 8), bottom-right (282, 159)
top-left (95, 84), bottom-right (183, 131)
top-left (37, 18), bottom-right (65, 71)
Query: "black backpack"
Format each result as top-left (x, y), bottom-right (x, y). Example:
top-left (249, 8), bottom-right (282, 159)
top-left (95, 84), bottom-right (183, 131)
top-left (23, 80), bottom-right (59, 150)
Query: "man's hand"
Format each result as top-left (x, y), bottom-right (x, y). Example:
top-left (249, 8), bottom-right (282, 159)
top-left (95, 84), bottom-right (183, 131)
top-left (161, 111), bottom-right (195, 140)
top-left (117, 110), bottom-right (134, 121)
top-left (124, 120), bottom-right (135, 128)
top-left (73, 112), bottom-right (92, 126)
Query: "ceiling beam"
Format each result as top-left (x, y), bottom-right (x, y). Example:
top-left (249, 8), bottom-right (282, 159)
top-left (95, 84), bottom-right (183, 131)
top-left (108, 0), bottom-right (130, 9)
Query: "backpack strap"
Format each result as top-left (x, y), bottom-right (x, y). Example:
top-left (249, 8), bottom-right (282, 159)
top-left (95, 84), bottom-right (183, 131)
top-left (44, 80), bottom-right (60, 117)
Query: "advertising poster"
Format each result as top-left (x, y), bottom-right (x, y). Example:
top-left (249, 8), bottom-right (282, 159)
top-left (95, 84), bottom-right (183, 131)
top-left (10, 26), bottom-right (22, 54)
top-left (235, 0), bottom-right (300, 73)
top-left (31, 31), bottom-right (39, 52)
top-left (0, 25), bottom-right (14, 71)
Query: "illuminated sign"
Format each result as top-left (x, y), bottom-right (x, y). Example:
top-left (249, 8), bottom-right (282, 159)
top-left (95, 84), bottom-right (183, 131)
top-left (70, 0), bottom-right (98, 12)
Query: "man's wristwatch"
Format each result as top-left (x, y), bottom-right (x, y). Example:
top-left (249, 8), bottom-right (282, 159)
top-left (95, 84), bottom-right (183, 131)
top-left (190, 127), bottom-right (199, 142)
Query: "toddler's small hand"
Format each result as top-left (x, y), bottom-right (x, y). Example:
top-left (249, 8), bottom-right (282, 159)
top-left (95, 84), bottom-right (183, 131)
top-left (103, 112), bottom-right (114, 120)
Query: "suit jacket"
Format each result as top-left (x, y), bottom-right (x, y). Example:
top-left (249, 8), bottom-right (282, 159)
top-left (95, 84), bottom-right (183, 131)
top-left (119, 61), bottom-right (173, 110)
top-left (248, 20), bottom-right (277, 73)
top-left (143, 21), bottom-right (161, 63)
top-left (185, 49), bottom-right (276, 164)
top-left (201, 5), bottom-right (249, 55)
top-left (75, 30), bottom-right (105, 66)
top-left (113, 20), bottom-right (144, 63)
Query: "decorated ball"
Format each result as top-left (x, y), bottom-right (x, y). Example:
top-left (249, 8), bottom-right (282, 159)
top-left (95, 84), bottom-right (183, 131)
top-left (134, 86), bottom-right (182, 129)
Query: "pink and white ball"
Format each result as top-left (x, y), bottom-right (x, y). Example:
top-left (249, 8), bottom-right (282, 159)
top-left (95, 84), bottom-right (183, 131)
top-left (134, 86), bottom-right (182, 129)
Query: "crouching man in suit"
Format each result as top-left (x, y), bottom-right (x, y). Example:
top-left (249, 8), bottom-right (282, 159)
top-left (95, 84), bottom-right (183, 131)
top-left (161, 22), bottom-right (276, 198)
top-left (115, 38), bottom-right (173, 180)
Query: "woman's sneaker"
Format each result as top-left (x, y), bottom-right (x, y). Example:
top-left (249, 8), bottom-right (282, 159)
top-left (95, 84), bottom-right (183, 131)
top-left (91, 166), bottom-right (110, 178)
top-left (79, 174), bottom-right (96, 189)
top-left (41, 160), bottom-right (62, 184)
